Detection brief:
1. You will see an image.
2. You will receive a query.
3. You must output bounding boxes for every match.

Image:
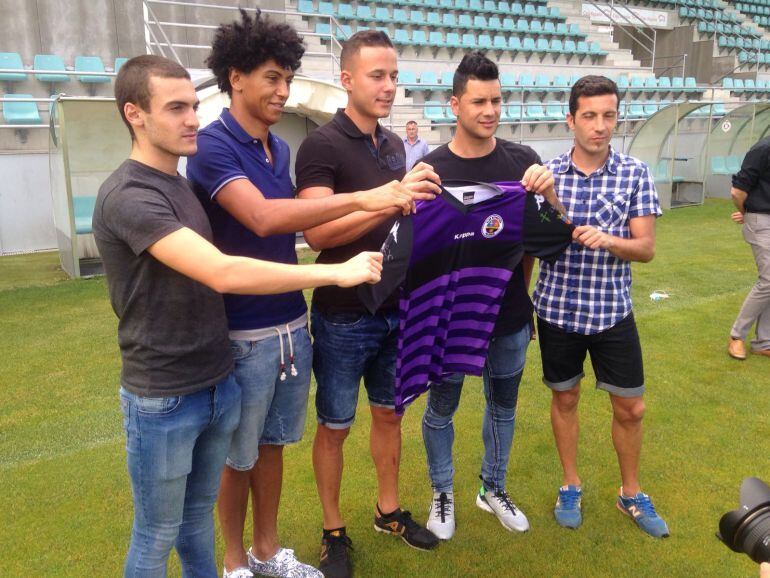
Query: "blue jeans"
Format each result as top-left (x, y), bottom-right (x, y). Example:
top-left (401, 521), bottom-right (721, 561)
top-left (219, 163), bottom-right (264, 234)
top-left (228, 326), bottom-right (313, 470)
top-left (310, 306), bottom-right (398, 429)
top-left (119, 373), bottom-right (241, 578)
top-left (422, 325), bottom-right (531, 493)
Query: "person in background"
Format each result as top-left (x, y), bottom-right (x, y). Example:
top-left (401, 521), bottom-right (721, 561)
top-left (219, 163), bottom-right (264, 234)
top-left (404, 120), bottom-right (429, 170)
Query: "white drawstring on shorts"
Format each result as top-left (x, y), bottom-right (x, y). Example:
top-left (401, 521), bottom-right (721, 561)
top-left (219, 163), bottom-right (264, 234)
top-left (273, 324), bottom-right (298, 382)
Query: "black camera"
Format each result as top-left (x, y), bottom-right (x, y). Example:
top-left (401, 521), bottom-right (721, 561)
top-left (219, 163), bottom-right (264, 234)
top-left (718, 477), bottom-right (770, 564)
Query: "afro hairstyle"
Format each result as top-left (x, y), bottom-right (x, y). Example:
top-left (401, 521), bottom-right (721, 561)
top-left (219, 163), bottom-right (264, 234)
top-left (206, 8), bottom-right (305, 96)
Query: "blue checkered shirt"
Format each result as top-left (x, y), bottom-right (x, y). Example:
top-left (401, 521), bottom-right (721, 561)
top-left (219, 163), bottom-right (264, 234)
top-left (532, 147), bottom-right (662, 335)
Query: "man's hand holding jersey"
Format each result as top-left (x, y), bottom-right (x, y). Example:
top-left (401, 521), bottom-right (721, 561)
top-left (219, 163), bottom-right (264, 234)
top-left (521, 164), bottom-right (567, 215)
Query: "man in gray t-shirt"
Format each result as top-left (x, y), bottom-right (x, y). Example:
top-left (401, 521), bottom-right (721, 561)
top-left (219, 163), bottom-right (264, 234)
top-left (98, 55), bottom-right (383, 577)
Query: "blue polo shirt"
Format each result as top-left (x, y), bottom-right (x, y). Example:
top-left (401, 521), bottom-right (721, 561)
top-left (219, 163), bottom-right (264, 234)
top-left (187, 108), bottom-right (306, 331)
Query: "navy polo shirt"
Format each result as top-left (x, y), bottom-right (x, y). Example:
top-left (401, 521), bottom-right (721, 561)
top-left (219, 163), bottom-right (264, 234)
top-left (187, 108), bottom-right (306, 331)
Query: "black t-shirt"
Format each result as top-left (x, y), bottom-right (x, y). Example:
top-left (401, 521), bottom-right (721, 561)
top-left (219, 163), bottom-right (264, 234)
top-left (733, 136), bottom-right (770, 214)
top-left (295, 109), bottom-right (407, 314)
top-left (423, 139), bottom-right (542, 335)
top-left (92, 159), bottom-right (233, 397)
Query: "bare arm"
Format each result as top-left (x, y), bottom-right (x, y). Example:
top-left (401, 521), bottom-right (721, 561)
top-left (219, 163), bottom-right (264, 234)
top-left (216, 178), bottom-right (414, 237)
top-left (731, 186), bottom-right (748, 213)
top-left (147, 227), bottom-right (382, 294)
top-left (298, 162), bottom-right (441, 251)
top-left (572, 214), bottom-right (657, 263)
top-left (521, 254), bottom-right (535, 289)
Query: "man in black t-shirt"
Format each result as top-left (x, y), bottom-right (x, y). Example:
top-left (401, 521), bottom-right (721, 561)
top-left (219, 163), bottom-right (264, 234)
top-left (420, 52), bottom-right (560, 541)
top-left (94, 55), bottom-right (383, 578)
top-left (728, 136), bottom-right (770, 360)
top-left (295, 31), bottom-right (442, 576)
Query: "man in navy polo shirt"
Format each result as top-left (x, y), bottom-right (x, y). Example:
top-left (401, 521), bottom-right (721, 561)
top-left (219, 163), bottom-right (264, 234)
top-left (186, 11), bottom-right (428, 578)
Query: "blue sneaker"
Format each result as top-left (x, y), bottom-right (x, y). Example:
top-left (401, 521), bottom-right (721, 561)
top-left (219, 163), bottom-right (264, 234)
top-left (616, 489), bottom-right (670, 538)
top-left (554, 485), bottom-right (582, 529)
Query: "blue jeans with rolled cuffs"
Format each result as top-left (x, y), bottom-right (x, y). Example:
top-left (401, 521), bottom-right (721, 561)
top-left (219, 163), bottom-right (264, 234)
top-left (119, 373), bottom-right (241, 578)
top-left (422, 324), bottom-right (531, 493)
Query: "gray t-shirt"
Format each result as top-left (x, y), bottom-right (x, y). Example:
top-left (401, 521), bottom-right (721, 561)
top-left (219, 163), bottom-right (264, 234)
top-left (93, 159), bottom-right (233, 397)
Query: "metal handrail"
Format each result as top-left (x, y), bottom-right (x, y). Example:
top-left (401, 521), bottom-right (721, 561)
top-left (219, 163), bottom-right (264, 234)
top-left (584, 0), bottom-right (656, 70)
top-left (0, 68), bottom-right (117, 77)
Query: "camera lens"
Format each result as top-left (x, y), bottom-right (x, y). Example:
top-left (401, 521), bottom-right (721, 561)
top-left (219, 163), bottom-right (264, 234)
top-left (718, 478), bottom-right (770, 564)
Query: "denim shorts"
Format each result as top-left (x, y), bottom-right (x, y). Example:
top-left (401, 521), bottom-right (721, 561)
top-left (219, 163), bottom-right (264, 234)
top-left (227, 325), bottom-right (312, 471)
top-left (310, 306), bottom-right (399, 429)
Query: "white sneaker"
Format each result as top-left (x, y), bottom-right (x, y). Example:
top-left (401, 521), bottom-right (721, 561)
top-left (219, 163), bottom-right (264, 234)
top-left (475, 484), bottom-right (530, 532)
top-left (247, 547), bottom-right (323, 578)
top-left (427, 490), bottom-right (456, 540)
top-left (223, 567), bottom-right (254, 578)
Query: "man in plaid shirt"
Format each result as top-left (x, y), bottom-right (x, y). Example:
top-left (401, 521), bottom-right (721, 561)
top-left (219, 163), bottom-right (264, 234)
top-left (532, 75), bottom-right (669, 538)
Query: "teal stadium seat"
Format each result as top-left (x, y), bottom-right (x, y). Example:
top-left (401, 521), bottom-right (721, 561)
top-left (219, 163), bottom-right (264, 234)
top-left (530, 20), bottom-right (543, 35)
top-left (551, 74), bottom-right (569, 92)
top-left (0, 52), bottom-right (27, 82)
top-left (412, 30), bottom-right (429, 46)
top-left (684, 77), bottom-right (698, 92)
top-left (336, 25), bottom-right (353, 40)
top-left (511, 2), bottom-right (524, 16)
top-left (114, 57), bottom-right (129, 72)
top-left (500, 73), bottom-right (517, 89)
top-left (429, 31), bottom-right (445, 46)
top-left (616, 76), bottom-right (629, 92)
top-left (577, 41), bottom-right (590, 55)
top-left (504, 103), bottom-right (522, 122)
top-left (318, 1), bottom-right (334, 15)
top-left (509, 37), bottom-right (523, 53)
top-left (493, 35), bottom-right (508, 50)
top-left (644, 77), bottom-right (658, 92)
top-left (536, 38), bottom-right (550, 53)
top-left (427, 11), bottom-right (441, 26)
top-left (474, 16), bottom-right (489, 30)
top-left (518, 73), bottom-right (535, 90)
top-left (710, 156), bottom-right (729, 175)
top-left (356, 6), bottom-right (375, 21)
top-left (479, 35), bottom-right (493, 49)
top-left (458, 14), bottom-right (473, 28)
top-left (525, 103), bottom-right (546, 120)
top-left (516, 19), bottom-right (529, 33)
top-left (446, 33), bottom-right (462, 48)
top-left (1, 94), bottom-right (41, 124)
top-left (628, 101), bottom-right (646, 119)
top-left (337, 4), bottom-right (355, 20)
top-left (524, 4), bottom-right (537, 16)
top-left (563, 39), bottom-right (577, 54)
top-left (74, 196), bottom-right (97, 235)
top-left (535, 74), bottom-right (551, 91)
top-left (34, 54), bottom-right (69, 83)
top-left (726, 155), bottom-right (742, 173)
top-left (399, 70), bottom-right (418, 88)
top-left (442, 13), bottom-right (457, 27)
top-left (393, 29), bottom-right (410, 45)
top-left (297, 0), bottom-right (314, 13)
top-left (545, 102), bottom-right (563, 120)
top-left (314, 22), bottom-right (331, 36)
top-left (74, 56), bottom-right (110, 83)
top-left (424, 101), bottom-right (446, 122)
top-left (441, 71), bottom-right (454, 86)
top-left (550, 39), bottom-right (564, 53)
top-left (419, 71), bottom-right (440, 89)
top-left (462, 33), bottom-right (476, 49)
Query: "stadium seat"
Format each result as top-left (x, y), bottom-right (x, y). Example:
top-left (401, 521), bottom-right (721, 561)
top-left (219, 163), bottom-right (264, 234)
top-left (549, 39), bottom-right (564, 54)
top-left (318, 1), bottom-right (334, 15)
top-left (424, 101), bottom-right (446, 122)
top-left (479, 34), bottom-right (493, 49)
top-left (536, 38), bottom-right (550, 53)
top-left (500, 73), bottom-right (517, 89)
top-left (337, 4), bottom-right (354, 20)
top-left (412, 30), bottom-right (429, 46)
top-left (627, 101), bottom-right (646, 119)
top-left (297, 0), bottom-right (314, 13)
top-left (410, 11), bottom-right (426, 25)
top-left (427, 11), bottom-right (441, 26)
top-left (442, 13), bottom-right (457, 27)
top-left (518, 73), bottom-right (535, 91)
top-left (458, 14), bottom-right (473, 28)
top-left (563, 39), bottom-right (577, 54)
top-left (441, 71), bottom-right (454, 87)
top-left (644, 77), bottom-right (658, 92)
top-left (314, 22), bottom-right (331, 36)
top-left (503, 103), bottom-right (522, 121)
top-left (393, 29), bottom-right (410, 45)
top-left (462, 33), bottom-right (476, 49)
top-left (74, 56), bottom-right (110, 83)
top-left (710, 156), bottom-right (729, 175)
top-left (545, 102), bottom-right (563, 120)
top-left (355, 6), bottom-right (374, 21)
top-left (114, 57), bottom-right (129, 72)
top-left (74, 196), bottom-right (97, 235)
top-left (419, 71), bottom-right (440, 89)
top-left (1, 94), bottom-right (41, 124)
top-left (525, 103), bottom-right (546, 120)
top-left (399, 70), bottom-right (418, 88)
top-left (726, 155), bottom-right (742, 173)
top-left (509, 37), bottom-right (523, 53)
top-left (535, 74), bottom-right (551, 91)
top-left (33, 54), bottom-right (69, 83)
top-left (684, 77), bottom-right (698, 92)
top-left (429, 31), bottom-right (445, 46)
top-left (493, 35), bottom-right (508, 51)
top-left (446, 32), bottom-right (462, 48)
top-left (0, 52), bottom-right (27, 82)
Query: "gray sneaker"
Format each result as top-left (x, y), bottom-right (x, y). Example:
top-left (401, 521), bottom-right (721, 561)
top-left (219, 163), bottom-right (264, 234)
top-left (247, 547), bottom-right (323, 578)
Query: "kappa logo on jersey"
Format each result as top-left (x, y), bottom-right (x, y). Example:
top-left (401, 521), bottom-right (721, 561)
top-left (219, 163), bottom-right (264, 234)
top-left (481, 214), bottom-right (504, 238)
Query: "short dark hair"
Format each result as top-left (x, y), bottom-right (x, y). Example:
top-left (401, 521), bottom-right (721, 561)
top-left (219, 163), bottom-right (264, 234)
top-left (340, 29), bottom-right (394, 70)
top-left (207, 9), bottom-right (305, 97)
top-left (569, 75), bottom-right (619, 116)
top-left (453, 51), bottom-right (498, 97)
top-left (114, 55), bottom-right (190, 139)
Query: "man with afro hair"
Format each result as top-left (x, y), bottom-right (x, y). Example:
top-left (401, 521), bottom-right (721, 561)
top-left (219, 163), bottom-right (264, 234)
top-left (187, 9), bottom-right (420, 578)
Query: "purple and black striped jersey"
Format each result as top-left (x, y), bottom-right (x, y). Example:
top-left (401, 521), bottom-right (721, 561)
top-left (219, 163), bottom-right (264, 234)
top-left (358, 180), bottom-right (574, 414)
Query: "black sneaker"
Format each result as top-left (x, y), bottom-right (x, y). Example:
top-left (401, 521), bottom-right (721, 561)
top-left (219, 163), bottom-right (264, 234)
top-left (319, 529), bottom-right (353, 578)
top-left (373, 506), bottom-right (440, 551)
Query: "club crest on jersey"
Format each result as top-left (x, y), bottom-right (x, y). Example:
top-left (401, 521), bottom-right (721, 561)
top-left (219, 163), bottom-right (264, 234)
top-left (481, 214), bottom-right (504, 238)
